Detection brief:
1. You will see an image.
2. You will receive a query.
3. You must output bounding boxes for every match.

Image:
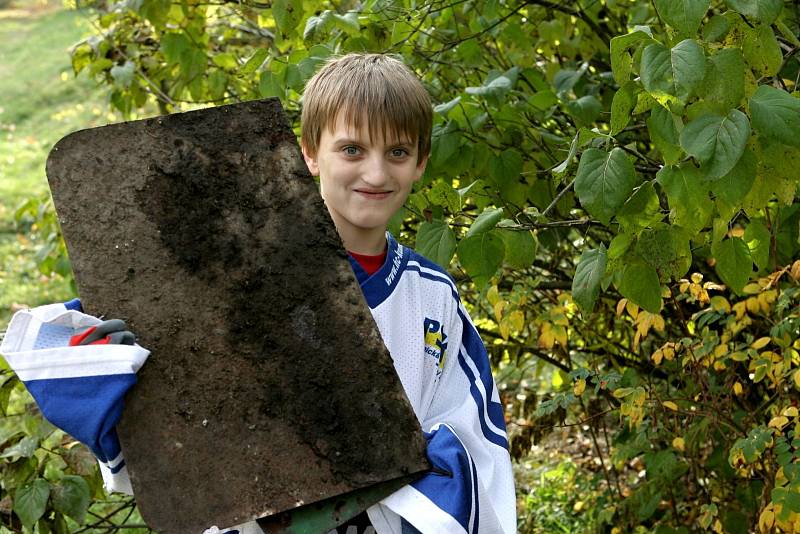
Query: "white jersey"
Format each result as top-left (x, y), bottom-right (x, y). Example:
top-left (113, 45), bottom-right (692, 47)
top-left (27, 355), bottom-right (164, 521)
top-left (350, 233), bottom-right (515, 534)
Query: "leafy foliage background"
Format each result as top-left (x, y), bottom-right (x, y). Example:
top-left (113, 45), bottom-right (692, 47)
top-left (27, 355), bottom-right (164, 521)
top-left (1, 0), bottom-right (800, 531)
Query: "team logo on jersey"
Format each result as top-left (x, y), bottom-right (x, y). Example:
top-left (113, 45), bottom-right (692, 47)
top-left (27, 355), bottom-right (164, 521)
top-left (423, 318), bottom-right (447, 376)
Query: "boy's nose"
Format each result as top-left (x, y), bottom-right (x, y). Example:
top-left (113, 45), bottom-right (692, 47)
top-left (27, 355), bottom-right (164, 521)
top-left (361, 156), bottom-right (390, 186)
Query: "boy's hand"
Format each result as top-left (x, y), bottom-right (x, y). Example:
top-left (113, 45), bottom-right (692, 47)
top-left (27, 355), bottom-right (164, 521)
top-left (69, 319), bottom-right (136, 346)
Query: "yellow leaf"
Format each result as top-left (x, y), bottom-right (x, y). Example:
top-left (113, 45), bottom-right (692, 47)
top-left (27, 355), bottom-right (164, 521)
top-left (679, 281), bottom-right (690, 294)
top-left (752, 337), bottom-right (771, 350)
top-left (672, 436), bottom-right (685, 451)
top-left (573, 500), bottom-right (584, 513)
top-left (553, 324), bottom-right (568, 346)
top-left (734, 382), bottom-right (743, 395)
top-left (538, 322), bottom-right (555, 349)
top-left (769, 416), bottom-right (790, 429)
top-left (743, 282), bottom-right (761, 294)
top-left (626, 300), bottom-right (639, 319)
top-left (662, 401), bottom-right (678, 411)
top-left (793, 369), bottom-right (800, 388)
top-left (499, 320), bottom-right (510, 340)
top-left (710, 295), bottom-right (731, 313)
top-left (616, 298), bottom-right (627, 316)
top-left (509, 310), bottom-right (525, 332)
top-left (487, 285), bottom-right (500, 305)
top-left (746, 297), bottom-right (761, 314)
top-left (784, 406), bottom-right (799, 418)
top-left (714, 344), bottom-right (728, 358)
top-left (493, 301), bottom-right (505, 322)
top-left (574, 378), bottom-right (586, 396)
top-left (733, 301), bottom-right (747, 320)
top-left (652, 349), bottom-right (663, 365)
top-left (730, 227), bottom-right (745, 238)
top-left (691, 272), bottom-right (703, 284)
top-left (713, 360), bottom-right (726, 371)
top-left (791, 260), bottom-right (800, 281)
top-left (713, 519), bottom-right (723, 534)
top-left (759, 508), bottom-right (775, 533)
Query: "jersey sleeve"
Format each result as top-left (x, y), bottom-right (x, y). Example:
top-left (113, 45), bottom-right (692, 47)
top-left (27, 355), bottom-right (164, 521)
top-left (374, 297), bottom-right (516, 534)
top-left (0, 303), bottom-right (149, 495)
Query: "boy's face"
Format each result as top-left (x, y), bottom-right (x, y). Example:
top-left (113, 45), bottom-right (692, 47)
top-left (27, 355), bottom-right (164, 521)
top-left (302, 114), bottom-right (428, 253)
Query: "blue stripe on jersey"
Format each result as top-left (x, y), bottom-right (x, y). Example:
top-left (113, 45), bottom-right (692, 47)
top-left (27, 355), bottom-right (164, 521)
top-left (458, 309), bottom-right (508, 436)
top-left (64, 298), bottom-right (83, 312)
top-left (471, 454), bottom-right (479, 533)
top-left (412, 425), bottom-right (475, 532)
top-left (109, 456), bottom-right (126, 474)
top-left (398, 248), bottom-right (508, 449)
top-left (357, 233), bottom-right (409, 309)
top-left (457, 352), bottom-right (509, 450)
top-left (25, 374), bottom-right (135, 463)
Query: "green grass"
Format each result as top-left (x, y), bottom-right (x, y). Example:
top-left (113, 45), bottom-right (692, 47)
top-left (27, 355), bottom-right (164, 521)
top-left (0, 1), bottom-right (115, 327)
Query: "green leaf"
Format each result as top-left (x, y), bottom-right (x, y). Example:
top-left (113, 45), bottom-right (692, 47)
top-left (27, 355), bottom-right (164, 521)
top-left (710, 148), bottom-right (756, 204)
top-left (434, 96), bottom-right (461, 116)
top-left (179, 48), bottom-right (207, 82)
top-left (0, 436), bottom-right (39, 460)
top-left (699, 48), bottom-right (745, 114)
top-left (207, 70), bottom-right (227, 101)
top-left (14, 478), bottom-right (50, 528)
top-left (51, 476), bottom-right (91, 524)
top-left (618, 261), bottom-right (662, 313)
top-left (656, 164), bottom-right (712, 234)
top-left (725, 0), bottom-right (782, 24)
top-left (617, 181), bottom-right (663, 232)
top-left (654, 0), bottom-right (710, 35)
top-left (634, 225), bottom-right (692, 280)
top-left (497, 227), bottom-right (536, 270)
top-left (428, 181), bottom-right (461, 214)
top-left (641, 39), bottom-right (706, 102)
top-left (610, 82), bottom-right (638, 135)
top-left (110, 61), bottom-right (135, 89)
top-left (566, 95), bottom-right (602, 127)
top-left (610, 27), bottom-right (654, 84)
top-left (647, 105), bottom-right (683, 164)
top-left (259, 71), bottom-right (283, 98)
top-left (467, 207), bottom-right (504, 237)
top-left (744, 219), bottom-right (771, 271)
top-left (416, 221), bottom-right (457, 269)
top-left (742, 24), bottom-right (783, 77)
top-left (553, 128), bottom-right (604, 175)
top-left (679, 110), bottom-right (750, 179)
top-left (272, 0), bottom-right (304, 37)
top-left (572, 246), bottom-right (608, 313)
top-left (457, 231), bottom-right (505, 289)
top-left (239, 48), bottom-right (268, 76)
top-left (702, 14), bottom-right (731, 42)
top-left (712, 237), bottom-right (752, 294)
top-left (574, 148), bottom-right (637, 225)
top-left (749, 86), bottom-right (800, 148)
top-left (160, 33), bottom-right (190, 66)
top-left (488, 149), bottom-right (523, 189)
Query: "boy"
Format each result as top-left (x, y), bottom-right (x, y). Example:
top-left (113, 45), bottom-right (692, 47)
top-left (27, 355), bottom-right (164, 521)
top-left (1, 53), bottom-right (515, 533)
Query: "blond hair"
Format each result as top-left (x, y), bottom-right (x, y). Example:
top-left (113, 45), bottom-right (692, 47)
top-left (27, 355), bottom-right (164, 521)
top-left (301, 53), bottom-right (432, 162)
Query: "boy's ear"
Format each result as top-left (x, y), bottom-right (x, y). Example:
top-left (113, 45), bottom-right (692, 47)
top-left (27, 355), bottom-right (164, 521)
top-left (413, 154), bottom-right (429, 181)
top-left (301, 142), bottom-right (320, 176)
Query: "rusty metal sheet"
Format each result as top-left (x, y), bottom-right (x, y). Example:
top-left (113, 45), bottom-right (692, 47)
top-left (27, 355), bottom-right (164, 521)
top-left (45, 99), bottom-right (430, 533)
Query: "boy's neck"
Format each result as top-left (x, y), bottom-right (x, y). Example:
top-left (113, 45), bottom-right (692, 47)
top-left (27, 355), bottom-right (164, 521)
top-left (337, 224), bottom-right (388, 255)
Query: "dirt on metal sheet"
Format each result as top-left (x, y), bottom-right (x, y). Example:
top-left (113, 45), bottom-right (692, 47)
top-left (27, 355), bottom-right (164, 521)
top-left (45, 99), bottom-right (429, 533)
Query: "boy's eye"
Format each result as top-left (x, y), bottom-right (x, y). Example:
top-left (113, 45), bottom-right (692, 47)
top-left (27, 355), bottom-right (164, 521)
top-left (343, 146), bottom-right (360, 156)
top-left (390, 148), bottom-right (409, 158)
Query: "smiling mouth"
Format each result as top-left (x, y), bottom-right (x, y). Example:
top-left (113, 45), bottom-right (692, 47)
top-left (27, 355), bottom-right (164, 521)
top-left (354, 189), bottom-right (393, 199)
